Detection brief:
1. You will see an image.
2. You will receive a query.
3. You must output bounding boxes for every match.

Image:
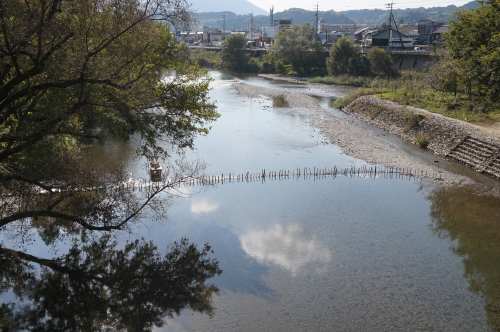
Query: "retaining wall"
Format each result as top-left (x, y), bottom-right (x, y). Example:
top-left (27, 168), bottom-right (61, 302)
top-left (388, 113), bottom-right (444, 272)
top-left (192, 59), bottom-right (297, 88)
top-left (344, 95), bottom-right (500, 179)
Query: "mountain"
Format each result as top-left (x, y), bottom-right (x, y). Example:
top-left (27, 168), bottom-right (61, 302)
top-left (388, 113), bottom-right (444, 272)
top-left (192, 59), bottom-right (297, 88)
top-left (195, 8), bottom-right (355, 31)
top-left (193, 1), bottom-right (481, 30)
top-left (189, 0), bottom-right (267, 16)
top-left (340, 1), bottom-right (481, 25)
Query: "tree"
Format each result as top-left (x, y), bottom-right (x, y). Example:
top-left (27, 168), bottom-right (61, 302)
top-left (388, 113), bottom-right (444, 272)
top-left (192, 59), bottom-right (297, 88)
top-left (0, 0), bottom-right (220, 234)
top-left (326, 37), bottom-right (362, 75)
top-left (267, 22), bottom-right (324, 76)
top-left (0, 235), bottom-right (222, 331)
top-left (367, 47), bottom-right (396, 77)
top-left (220, 34), bottom-right (248, 71)
top-left (444, 0), bottom-right (500, 104)
top-left (427, 45), bottom-right (472, 97)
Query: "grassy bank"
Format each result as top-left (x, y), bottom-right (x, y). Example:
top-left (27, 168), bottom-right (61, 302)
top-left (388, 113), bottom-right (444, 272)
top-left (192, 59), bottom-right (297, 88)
top-left (323, 71), bottom-right (500, 124)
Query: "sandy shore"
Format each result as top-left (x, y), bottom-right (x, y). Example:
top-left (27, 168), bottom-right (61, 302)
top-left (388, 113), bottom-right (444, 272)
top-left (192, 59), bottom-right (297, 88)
top-left (233, 81), bottom-right (500, 194)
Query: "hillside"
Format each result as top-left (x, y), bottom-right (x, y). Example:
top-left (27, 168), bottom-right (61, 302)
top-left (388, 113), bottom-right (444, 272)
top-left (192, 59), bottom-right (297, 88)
top-left (196, 8), bottom-right (355, 30)
top-left (341, 1), bottom-right (480, 25)
top-left (194, 1), bottom-right (481, 30)
top-left (189, 0), bottom-right (267, 16)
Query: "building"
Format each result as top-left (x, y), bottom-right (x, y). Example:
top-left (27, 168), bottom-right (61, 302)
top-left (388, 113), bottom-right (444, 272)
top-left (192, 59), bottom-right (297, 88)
top-left (366, 27), bottom-right (413, 48)
top-left (417, 19), bottom-right (444, 44)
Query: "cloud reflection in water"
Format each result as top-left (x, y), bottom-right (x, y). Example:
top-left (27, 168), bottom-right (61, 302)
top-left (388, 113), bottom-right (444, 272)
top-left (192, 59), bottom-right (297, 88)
top-left (240, 224), bottom-right (331, 276)
top-left (190, 197), bottom-right (219, 214)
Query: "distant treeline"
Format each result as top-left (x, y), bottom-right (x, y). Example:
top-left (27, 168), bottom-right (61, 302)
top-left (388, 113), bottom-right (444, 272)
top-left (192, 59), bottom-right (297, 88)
top-left (195, 1), bottom-right (480, 30)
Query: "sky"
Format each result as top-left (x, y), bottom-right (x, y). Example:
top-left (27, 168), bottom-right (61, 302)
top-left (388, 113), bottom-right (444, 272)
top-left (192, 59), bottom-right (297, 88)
top-left (247, 0), bottom-right (474, 12)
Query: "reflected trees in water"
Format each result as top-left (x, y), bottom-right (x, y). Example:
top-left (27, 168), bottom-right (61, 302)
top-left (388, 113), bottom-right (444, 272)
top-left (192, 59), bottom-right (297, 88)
top-left (0, 235), bottom-right (222, 331)
top-left (427, 187), bottom-right (500, 331)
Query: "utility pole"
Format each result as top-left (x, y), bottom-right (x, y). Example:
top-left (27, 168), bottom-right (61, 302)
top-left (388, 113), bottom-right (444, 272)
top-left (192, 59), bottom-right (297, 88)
top-left (386, 1), bottom-right (405, 49)
top-left (314, 3), bottom-right (319, 33)
top-left (270, 6), bottom-right (274, 27)
top-left (222, 14), bottom-right (226, 41)
top-left (250, 12), bottom-right (254, 41)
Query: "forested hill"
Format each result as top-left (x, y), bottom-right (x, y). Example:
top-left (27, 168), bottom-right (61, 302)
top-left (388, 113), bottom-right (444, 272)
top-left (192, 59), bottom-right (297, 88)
top-left (189, 0), bottom-right (267, 15)
top-left (196, 8), bottom-right (355, 31)
top-left (195, 1), bottom-right (480, 30)
top-left (342, 1), bottom-right (480, 25)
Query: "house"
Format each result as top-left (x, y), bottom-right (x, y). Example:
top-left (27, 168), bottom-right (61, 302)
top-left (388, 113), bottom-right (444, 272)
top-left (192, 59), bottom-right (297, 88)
top-left (417, 19), bottom-right (444, 44)
top-left (367, 27), bottom-right (413, 48)
top-left (431, 25), bottom-right (450, 43)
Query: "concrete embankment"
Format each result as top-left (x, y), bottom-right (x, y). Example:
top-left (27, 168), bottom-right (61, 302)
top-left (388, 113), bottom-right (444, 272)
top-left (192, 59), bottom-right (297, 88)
top-left (343, 95), bottom-right (500, 179)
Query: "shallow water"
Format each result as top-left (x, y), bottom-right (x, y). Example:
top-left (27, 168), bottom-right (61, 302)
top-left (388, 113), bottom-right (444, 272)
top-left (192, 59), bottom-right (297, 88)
top-left (152, 71), bottom-right (499, 331)
top-left (4, 71), bottom-right (500, 331)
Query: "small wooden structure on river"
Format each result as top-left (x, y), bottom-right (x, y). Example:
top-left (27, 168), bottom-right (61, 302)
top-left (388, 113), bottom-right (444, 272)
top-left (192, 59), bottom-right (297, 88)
top-left (150, 163), bottom-right (162, 182)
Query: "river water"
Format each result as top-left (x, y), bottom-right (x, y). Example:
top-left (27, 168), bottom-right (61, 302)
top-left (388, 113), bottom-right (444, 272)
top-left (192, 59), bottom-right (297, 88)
top-left (150, 71), bottom-right (499, 331)
top-left (4, 71), bottom-right (500, 331)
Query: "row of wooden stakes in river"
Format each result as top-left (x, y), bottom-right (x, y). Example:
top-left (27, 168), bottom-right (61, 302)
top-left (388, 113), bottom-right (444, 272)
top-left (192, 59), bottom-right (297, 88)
top-left (183, 165), bottom-right (442, 186)
top-left (120, 164), bottom-right (443, 192)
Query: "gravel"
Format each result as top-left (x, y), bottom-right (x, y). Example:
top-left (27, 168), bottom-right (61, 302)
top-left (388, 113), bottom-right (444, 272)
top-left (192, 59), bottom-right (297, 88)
top-left (232, 82), bottom-right (485, 188)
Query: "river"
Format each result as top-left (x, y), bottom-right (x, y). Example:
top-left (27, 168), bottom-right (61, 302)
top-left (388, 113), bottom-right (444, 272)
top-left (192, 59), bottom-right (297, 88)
top-left (156, 71), bottom-right (499, 331)
top-left (3, 70), bottom-right (500, 331)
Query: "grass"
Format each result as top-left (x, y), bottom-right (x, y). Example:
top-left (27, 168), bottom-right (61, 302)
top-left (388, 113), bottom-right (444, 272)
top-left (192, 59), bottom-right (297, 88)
top-left (325, 70), bottom-right (500, 125)
top-left (416, 136), bottom-right (429, 148)
top-left (308, 75), bottom-right (374, 87)
top-left (333, 88), bottom-right (389, 109)
top-left (189, 49), bottom-right (220, 68)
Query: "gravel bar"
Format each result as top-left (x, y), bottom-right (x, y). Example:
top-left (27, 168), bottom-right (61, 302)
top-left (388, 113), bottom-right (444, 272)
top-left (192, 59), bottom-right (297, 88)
top-left (232, 82), bottom-right (487, 189)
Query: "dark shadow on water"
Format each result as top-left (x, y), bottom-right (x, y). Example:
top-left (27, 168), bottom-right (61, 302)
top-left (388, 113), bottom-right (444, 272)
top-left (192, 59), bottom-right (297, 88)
top-left (272, 96), bottom-right (290, 108)
top-left (0, 235), bottom-right (222, 331)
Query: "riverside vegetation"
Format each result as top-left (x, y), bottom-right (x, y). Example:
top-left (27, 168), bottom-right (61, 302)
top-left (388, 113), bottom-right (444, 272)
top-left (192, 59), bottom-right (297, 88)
top-left (186, 0), bottom-right (500, 125)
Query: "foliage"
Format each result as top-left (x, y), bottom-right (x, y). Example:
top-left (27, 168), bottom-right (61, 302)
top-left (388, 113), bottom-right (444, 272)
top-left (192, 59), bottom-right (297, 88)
top-left (445, 0), bottom-right (500, 104)
top-left (333, 88), bottom-right (389, 109)
top-left (367, 47), bottom-right (397, 77)
top-left (326, 37), bottom-right (365, 76)
top-left (220, 34), bottom-right (249, 71)
top-left (332, 69), bottom-right (500, 123)
top-left (189, 48), bottom-right (221, 68)
top-left (0, 236), bottom-right (222, 331)
top-left (416, 136), bottom-right (430, 148)
top-left (175, 41), bottom-right (192, 64)
top-left (309, 75), bottom-right (372, 87)
top-left (267, 23), bottom-right (325, 76)
top-left (326, 40), bottom-right (394, 77)
top-left (0, 0), bottom-right (219, 233)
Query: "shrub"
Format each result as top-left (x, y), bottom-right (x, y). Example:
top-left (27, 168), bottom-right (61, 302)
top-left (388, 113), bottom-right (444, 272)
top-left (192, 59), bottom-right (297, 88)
top-left (416, 136), bottom-right (429, 148)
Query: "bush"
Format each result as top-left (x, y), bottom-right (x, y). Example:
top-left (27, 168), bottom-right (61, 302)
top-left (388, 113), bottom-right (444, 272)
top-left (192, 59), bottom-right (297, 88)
top-left (416, 136), bottom-right (429, 148)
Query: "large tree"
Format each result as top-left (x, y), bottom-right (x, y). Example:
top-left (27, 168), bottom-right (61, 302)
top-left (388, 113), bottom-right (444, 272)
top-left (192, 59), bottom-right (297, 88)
top-left (219, 34), bottom-right (248, 71)
top-left (326, 36), bottom-right (363, 75)
top-left (366, 47), bottom-right (396, 77)
top-left (267, 22), bottom-right (324, 76)
top-left (0, 0), bottom-right (219, 235)
top-left (444, 0), bottom-right (500, 103)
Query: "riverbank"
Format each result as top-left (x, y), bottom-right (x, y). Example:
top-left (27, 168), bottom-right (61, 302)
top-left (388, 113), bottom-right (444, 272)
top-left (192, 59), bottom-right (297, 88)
top-left (233, 80), bottom-right (500, 195)
top-left (344, 95), bottom-right (500, 155)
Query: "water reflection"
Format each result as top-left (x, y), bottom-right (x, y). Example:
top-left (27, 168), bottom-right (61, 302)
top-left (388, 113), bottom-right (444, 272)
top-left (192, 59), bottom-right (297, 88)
top-left (427, 186), bottom-right (500, 331)
top-left (190, 197), bottom-right (219, 214)
top-left (0, 235), bottom-right (221, 331)
top-left (240, 224), bottom-right (331, 276)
